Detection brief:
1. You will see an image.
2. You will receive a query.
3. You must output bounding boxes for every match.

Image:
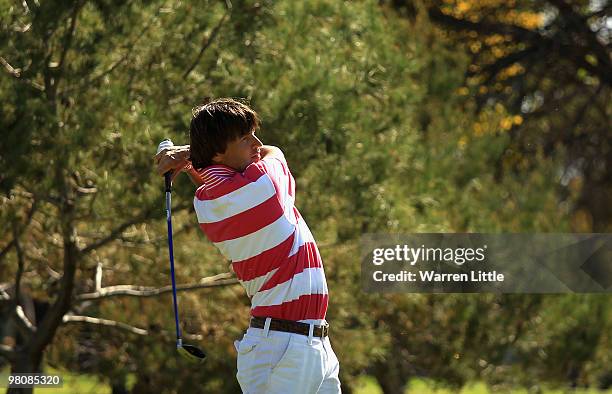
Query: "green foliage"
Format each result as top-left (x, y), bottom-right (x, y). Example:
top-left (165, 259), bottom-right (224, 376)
top-left (0, 0), bottom-right (608, 393)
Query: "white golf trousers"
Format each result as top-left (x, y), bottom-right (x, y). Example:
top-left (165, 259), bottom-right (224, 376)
top-left (234, 319), bottom-right (341, 393)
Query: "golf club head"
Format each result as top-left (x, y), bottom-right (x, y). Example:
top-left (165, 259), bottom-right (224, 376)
top-left (178, 344), bottom-right (207, 363)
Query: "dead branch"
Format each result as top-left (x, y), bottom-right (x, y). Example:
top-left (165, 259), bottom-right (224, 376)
top-left (62, 314), bottom-right (203, 341)
top-left (75, 272), bottom-right (238, 302)
top-left (15, 305), bottom-right (36, 335)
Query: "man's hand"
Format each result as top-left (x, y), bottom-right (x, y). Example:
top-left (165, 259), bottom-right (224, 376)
top-left (153, 144), bottom-right (190, 183)
top-left (259, 145), bottom-right (286, 163)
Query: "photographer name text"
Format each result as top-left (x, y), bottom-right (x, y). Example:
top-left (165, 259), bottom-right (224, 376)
top-left (373, 270), bottom-right (504, 282)
top-left (371, 244), bottom-right (505, 283)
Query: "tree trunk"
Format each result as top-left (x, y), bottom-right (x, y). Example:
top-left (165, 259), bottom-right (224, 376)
top-left (111, 380), bottom-right (129, 394)
top-left (372, 360), bottom-right (409, 394)
top-left (6, 349), bottom-right (42, 394)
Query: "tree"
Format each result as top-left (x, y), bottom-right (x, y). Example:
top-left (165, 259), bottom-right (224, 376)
top-left (2, 0), bottom-right (608, 393)
top-left (327, 2), bottom-right (610, 392)
top-left (387, 0), bottom-right (611, 231)
top-left (0, 1), bottom-right (238, 391)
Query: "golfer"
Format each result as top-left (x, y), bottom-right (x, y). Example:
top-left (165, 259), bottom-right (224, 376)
top-left (154, 98), bottom-right (341, 393)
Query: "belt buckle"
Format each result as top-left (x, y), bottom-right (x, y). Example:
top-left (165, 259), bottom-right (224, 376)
top-left (320, 323), bottom-right (329, 338)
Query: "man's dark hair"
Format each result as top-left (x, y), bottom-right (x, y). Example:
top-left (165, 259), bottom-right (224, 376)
top-left (189, 98), bottom-right (260, 169)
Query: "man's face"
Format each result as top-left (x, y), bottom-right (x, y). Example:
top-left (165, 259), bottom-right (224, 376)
top-left (213, 131), bottom-right (263, 171)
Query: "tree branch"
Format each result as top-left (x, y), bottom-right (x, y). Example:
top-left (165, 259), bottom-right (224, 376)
top-left (0, 240), bottom-right (16, 264)
top-left (0, 285), bottom-right (10, 301)
top-left (182, 11), bottom-right (229, 79)
top-left (118, 220), bottom-right (193, 247)
top-left (56, 1), bottom-right (83, 76)
top-left (546, 0), bottom-right (612, 78)
top-left (79, 207), bottom-right (156, 256)
top-left (4, 200), bottom-right (38, 340)
top-left (1, 286), bottom-right (36, 337)
top-left (28, 195), bottom-right (78, 355)
top-left (478, 44), bottom-right (545, 85)
top-left (586, 5), bottom-right (612, 19)
top-left (80, 202), bottom-right (190, 256)
top-left (75, 272), bottom-right (238, 302)
top-left (63, 314), bottom-right (147, 335)
top-left (0, 195), bottom-right (38, 264)
top-left (0, 55), bottom-right (22, 77)
top-left (95, 261), bottom-right (102, 292)
top-left (0, 56), bottom-right (45, 91)
top-left (58, 7), bottom-right (162, 97)
top-left (427, 7), bottom-right (542, 41)
top-left (429, 3), bottom-right (612, 87)
top-left (12, 221), bottom-right (25, 306)
top-left (14, 305), bottom-right (37, 336)
top-left (62, 315), bottom-right (203, 341)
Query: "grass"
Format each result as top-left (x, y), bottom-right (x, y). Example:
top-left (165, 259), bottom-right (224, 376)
top-left (354, 375), bottom-right (612, 394)
top-left (0, 366), bottom-right (110, 394)
top-left (2, 366), bottom-right (610, 393)
top-left (44, 366), bottom-right (111, 394)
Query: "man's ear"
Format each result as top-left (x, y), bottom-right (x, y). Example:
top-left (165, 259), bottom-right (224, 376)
top-left (211, 151), bottom-right (224, 164)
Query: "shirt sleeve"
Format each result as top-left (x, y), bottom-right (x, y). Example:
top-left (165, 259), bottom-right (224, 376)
top-left (244, 157), bottom-right (295, 206)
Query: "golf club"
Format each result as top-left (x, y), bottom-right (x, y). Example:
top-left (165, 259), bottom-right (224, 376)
top-left (157, 139), bottom-right (206, 364)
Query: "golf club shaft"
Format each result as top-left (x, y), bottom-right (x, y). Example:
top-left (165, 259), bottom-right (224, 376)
top-left (165, 172), bottom-right (182, 345)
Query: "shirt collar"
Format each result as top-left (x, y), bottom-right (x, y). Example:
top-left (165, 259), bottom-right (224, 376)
top-left (201, 164), bottom-right (238, 191)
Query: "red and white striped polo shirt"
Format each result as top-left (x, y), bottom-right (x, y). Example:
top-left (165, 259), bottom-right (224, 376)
top-left (193, 157), bottom-right (328, 322)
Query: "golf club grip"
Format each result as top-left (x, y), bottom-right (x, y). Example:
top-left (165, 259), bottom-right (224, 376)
top-left (157, 139), bottom-right (174, 192)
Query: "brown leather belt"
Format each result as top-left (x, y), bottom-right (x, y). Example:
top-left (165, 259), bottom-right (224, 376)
top-left (250, 317), bottom-right (329, 338)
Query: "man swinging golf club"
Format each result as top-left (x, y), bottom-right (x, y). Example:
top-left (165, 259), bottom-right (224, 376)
top-left (154, 98), bottom-right (341, 393)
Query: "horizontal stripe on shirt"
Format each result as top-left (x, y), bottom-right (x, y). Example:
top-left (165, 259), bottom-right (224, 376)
top-left (232, 233), bottom-right (296, 282)
top-left (252, 294), bottom-right (329, 322)
top-left (236, 240), bottom-right (322, 297)
top-left (230, 215), bottom-right (315, 281)
top-left (194, 173), bottom-right (273, 222)
top-left (213, 212), bottom-right (296, 262)
top-left (199, 195), bottom-right (284, 242)
top-left (258, 242), bottom-right (322, 292)
top-left (251, 267), bottom-right (328, 308)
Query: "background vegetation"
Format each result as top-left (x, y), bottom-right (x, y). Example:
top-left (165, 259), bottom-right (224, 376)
top-left (1, 0), bottom-right (610, 393)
